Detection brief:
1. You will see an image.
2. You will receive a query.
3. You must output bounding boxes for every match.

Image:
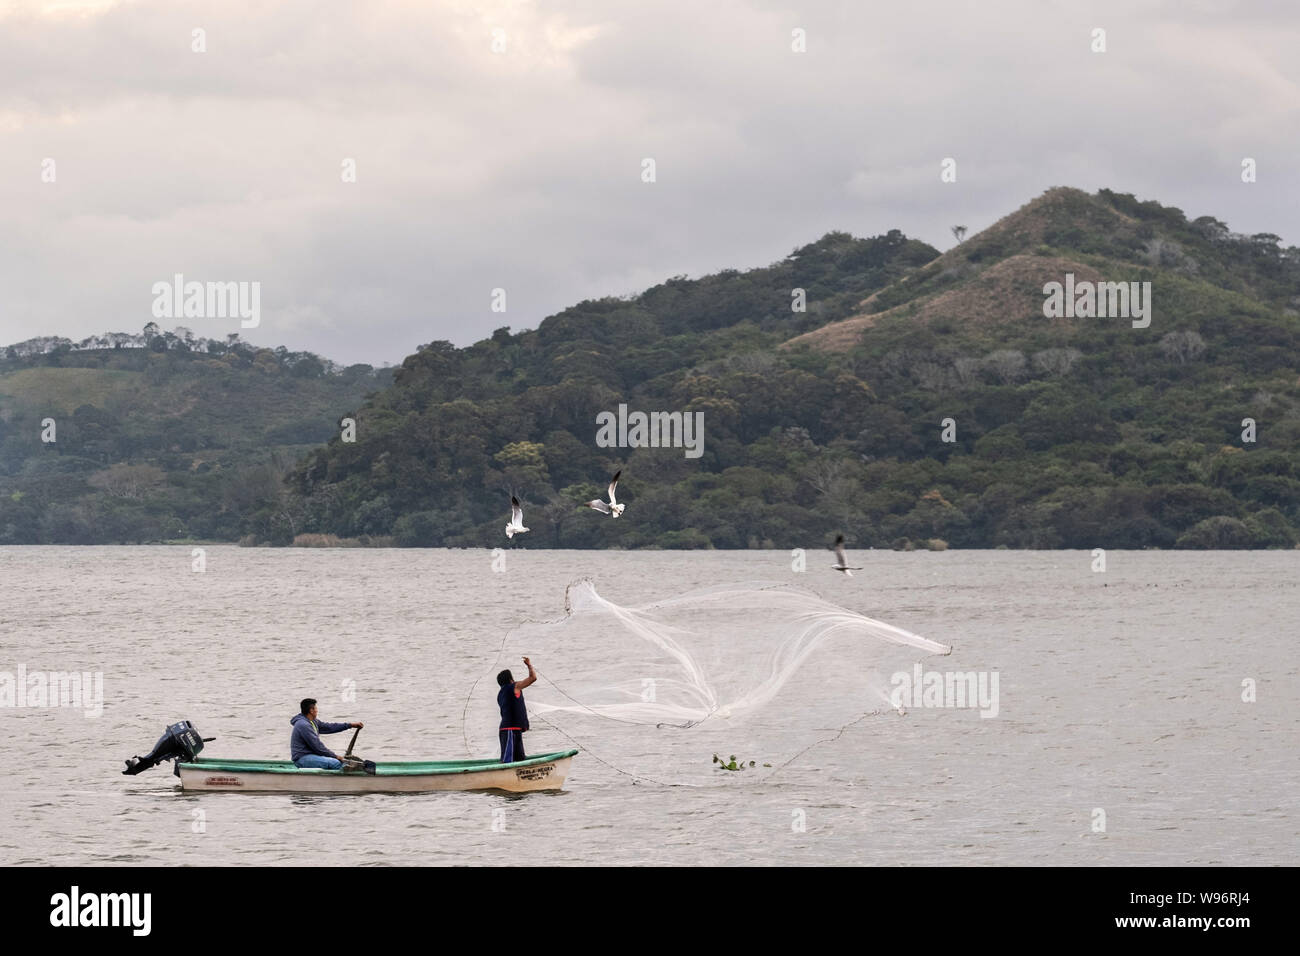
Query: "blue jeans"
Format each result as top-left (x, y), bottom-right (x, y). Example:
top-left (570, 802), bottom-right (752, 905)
top-left (295, 754), bottom-right (342, 770)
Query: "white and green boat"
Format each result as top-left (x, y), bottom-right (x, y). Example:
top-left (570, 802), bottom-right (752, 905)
top-left (176, 751), bottom-right (579, 794)
top-left (123, 721), bottom-right (577, 793)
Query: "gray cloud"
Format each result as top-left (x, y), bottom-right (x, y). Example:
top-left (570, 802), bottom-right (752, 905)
top-left (0, 0), bottom-right (1295, 365)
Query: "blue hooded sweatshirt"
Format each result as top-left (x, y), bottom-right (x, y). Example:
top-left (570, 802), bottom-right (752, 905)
top-left (290, 713), bottom-right (351, 761)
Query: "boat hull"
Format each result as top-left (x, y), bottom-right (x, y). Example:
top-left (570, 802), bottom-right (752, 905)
top-left (177, 750), bottom-right (577, 794)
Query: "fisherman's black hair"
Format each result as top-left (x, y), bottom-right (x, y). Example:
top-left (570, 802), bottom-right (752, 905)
top-left (497, 670), bottom-right (514, 687)
top-left (300, 698), bottom-right (316, 716)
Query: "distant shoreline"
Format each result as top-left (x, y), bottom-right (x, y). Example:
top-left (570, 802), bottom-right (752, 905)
top-left (0, 542), bottom-right (1295, 551)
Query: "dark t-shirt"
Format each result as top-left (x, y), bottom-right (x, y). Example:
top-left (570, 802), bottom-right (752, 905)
top-left (497, 683), bottom-right (529, 730)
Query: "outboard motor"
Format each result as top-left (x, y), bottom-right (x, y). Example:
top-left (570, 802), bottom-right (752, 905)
top-left (123, 721), bottom-right (212, 775)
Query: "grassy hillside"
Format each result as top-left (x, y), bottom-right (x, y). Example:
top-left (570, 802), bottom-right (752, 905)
top-left (285, 190), bottom-right (1300, 550)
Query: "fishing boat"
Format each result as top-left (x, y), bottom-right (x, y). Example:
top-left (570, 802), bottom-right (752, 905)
top-left (123, 720), bottom-right (577, 793)
top-left (177, 751), bottom-right (578, 793)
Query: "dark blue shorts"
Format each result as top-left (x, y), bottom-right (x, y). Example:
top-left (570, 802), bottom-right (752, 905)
top-left (499, 728), bottom-right (525, 763)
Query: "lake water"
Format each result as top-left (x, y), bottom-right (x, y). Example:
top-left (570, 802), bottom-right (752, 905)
top-left (0, 547), bottom-right (1295, 866)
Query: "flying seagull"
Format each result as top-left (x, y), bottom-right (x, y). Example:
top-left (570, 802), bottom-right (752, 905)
top-left (585, 470), bottom-right (625, 517)
top-left (505, 496), bottom-right (529, 538)
top-left (830, 534), bottom-right (862, 576)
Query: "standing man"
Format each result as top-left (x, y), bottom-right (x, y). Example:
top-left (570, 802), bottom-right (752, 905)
top-left (496, 656), bottom-right (536, 763)
top-left (290, 698), bottom-right (362, 769)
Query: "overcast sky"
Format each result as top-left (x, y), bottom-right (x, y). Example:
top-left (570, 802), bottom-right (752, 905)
top-left (1, 0), bottom-right (1296, 365)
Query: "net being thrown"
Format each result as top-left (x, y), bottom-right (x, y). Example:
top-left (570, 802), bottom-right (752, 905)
top-left (514, 578), bottom-right (952, 731)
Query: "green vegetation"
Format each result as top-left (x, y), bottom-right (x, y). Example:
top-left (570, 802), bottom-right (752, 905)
top-left (713, 754), bottom-right (758, 771)
top-left (288, 191), bottom-right (1299, 550)
top-left (0, 336), bottom-right (391, 543)
top-left (3, 188), bottom-right (1297, 549)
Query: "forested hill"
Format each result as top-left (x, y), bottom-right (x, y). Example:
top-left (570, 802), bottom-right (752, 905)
top-left (5, 187), bottom-right (1297, 549)
top-left (288, 188), bottom-right (1300, 550)
top-left (0, 337), bottom-right (392, 543)
top-left (285, 229), bottom-right (939, 547)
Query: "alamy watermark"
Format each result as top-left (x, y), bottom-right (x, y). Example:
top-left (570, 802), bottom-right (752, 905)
top-left (151, 274), bottom-right (261, 328)
top-left (1043, 273), bottom-right (1151, 328)
top-left (595, 403), bottom-right (704, 459)
top-left (50, 886), bottom-right (150, 936)
top-left (889, 664), bottom-right (999, 718)
top-left (0, 665), bottom-right (103, 717)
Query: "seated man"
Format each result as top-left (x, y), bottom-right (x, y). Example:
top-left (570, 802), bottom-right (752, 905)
top-left (290, 698), bottom-right (362, 769)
